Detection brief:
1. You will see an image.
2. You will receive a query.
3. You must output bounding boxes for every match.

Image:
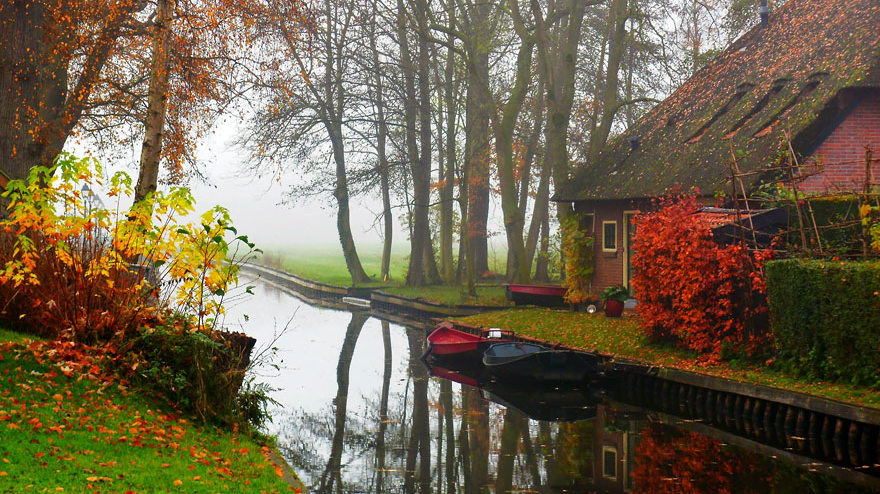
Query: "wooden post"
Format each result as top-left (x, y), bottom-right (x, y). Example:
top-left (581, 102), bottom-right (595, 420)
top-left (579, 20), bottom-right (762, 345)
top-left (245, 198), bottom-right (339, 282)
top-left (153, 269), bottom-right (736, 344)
top-left (784, 131), bottom-right (817, 253)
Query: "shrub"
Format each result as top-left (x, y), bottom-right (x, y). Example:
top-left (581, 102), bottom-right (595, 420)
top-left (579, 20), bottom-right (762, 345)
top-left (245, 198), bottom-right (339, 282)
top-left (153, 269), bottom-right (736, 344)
top-left (631, 195), bottom-right (771, 360)
top-left (117, 319), bottom-right (274, 426)
top-left (766, 258), bottom-right (880, 386)
top-left (0, 154), bottom-right (270, 426)
top-left (561, 212), bottom-right (595, 304)
top-left (0, 154), bottom-right (258, 342)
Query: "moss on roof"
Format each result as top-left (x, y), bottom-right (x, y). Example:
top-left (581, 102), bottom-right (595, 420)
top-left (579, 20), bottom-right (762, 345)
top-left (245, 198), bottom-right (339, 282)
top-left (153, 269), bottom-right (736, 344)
top-left (557, 0), bottom-right (880, 201)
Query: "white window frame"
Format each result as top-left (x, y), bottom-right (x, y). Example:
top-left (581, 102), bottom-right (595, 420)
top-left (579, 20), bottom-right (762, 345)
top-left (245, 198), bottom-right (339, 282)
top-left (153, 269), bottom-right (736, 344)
top-left (602, 220), bottom-right (618, 252)
top-left (602, 445), bottom-right (618, 480)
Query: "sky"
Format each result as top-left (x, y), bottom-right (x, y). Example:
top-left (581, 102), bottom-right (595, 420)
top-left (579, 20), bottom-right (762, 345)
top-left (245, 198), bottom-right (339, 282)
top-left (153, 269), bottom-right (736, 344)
top-left (70, 116), bottom-right (509, 261)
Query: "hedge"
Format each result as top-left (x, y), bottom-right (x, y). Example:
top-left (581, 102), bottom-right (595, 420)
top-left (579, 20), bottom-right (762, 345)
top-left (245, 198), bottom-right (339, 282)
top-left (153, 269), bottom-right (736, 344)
top-left (765, 259), bottom-right (880, 386)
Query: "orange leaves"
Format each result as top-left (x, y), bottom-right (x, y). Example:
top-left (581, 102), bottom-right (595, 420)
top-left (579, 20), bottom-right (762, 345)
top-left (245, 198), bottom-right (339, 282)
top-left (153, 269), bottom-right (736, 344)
top-left (631, 195), bottom-right (771, 359)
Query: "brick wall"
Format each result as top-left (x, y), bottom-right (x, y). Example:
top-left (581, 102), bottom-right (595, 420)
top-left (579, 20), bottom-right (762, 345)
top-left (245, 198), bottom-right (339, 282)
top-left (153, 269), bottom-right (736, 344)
top-left (799, 91), bottom-right (880, 194)
top-left (573, 199), bottom-right (646, 294)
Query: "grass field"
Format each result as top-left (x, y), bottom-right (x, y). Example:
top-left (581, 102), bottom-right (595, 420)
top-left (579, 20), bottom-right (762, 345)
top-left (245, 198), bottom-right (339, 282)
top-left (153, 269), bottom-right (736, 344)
top-left (260, 244), bottom-right (409, 286)
top-left (457, 309), bottom-right (880, 408)
top-left (0, 329), bottom-right (296, 493)
top-left (260, 243), bottom-right (509, 288)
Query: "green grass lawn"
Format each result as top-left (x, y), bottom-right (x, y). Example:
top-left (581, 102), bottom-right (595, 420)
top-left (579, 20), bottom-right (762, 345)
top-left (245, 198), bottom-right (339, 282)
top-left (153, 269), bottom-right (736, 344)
top-left (383, 285), bottom-right (512, 307)
top-left (0, 331), bottom-right (296, 493)
top-left (457, 309), bottom-right (880, 409)
top-left (260, 244), bottom-right (409, 286)
top-left (260, 243), bottom-right (511, 287)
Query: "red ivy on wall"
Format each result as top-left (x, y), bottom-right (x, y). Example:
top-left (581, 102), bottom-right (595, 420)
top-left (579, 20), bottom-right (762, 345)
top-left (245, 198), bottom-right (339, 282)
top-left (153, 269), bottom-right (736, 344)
top-left (631, 195), bottom-right (771, 361)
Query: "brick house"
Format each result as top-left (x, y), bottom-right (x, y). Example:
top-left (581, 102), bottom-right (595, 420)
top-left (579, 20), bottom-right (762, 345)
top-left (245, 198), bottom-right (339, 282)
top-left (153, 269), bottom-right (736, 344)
top-left (554, 0), bottom-right (880, 294)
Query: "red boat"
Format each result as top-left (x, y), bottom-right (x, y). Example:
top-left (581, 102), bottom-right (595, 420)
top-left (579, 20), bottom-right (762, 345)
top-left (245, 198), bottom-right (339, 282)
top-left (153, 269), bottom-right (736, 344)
top-left (505, 283), bottom-right (568, 307)
top-left (426, 322), bottom-right (513, 357)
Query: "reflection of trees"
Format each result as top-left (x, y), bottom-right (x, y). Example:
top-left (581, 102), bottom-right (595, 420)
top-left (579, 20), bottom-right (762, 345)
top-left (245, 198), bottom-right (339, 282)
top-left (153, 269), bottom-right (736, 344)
top-left (375, 321), bottom-right (392, 494)
top-left (404, 330), bottom-right (431, 493)
top-left (319, 311), bottom-right (369, 492)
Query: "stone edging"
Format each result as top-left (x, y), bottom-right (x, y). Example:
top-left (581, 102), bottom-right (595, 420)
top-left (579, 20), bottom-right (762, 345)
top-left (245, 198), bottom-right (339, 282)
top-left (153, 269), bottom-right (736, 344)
top-left (241, 263), bottom-right (510, 319)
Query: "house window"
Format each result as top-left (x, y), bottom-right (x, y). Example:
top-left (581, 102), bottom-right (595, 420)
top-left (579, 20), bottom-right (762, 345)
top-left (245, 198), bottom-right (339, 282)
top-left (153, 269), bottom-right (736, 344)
top-left (602, 221), bottom-right (617, 252)
top-left (580, 213), bottom-right (595, 234)
top-left (602, 446), bottom-right (618, 479)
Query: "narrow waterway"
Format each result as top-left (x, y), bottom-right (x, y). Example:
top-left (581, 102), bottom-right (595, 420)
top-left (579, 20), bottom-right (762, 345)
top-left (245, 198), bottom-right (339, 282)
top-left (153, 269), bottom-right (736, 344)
top-left (225, 276), bottom-right (880, 493)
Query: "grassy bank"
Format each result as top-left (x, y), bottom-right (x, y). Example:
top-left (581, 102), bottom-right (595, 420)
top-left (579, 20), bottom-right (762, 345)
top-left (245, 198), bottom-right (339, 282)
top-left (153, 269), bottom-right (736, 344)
top-left (456, 309), bottom-right (880, 408)
top-left (0, 331), bottom-right (297, 493)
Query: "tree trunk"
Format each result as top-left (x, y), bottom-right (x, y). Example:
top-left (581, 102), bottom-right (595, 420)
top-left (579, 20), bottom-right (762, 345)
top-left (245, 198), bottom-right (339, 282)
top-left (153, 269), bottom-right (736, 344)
top-left (398, 0), bottom-right (426, 287)
top-left (324, 0), bottom-right (368, 285)
top-left (587, 0), bottom-right (629, 163)
top-left (525, 158), bottom-right (551, 276)
top-left (465, 0), bottom-right (491, 278)
top-left (329, 130), bottom-right (370, 283)
top-left (416, 0), bottom-right (440, 286)
top-left (135, 0), bottom-right (174, 204)
top-left (369, 4), bottom-right (393, 282)
top-left (482, 5), bottom-right (533, 283)
top-left (440, 0), bottom-right (457, 284)
top-left (0, 1), bottom-right (138, 181)
top-left (534, 201), bottom-right (551, 281)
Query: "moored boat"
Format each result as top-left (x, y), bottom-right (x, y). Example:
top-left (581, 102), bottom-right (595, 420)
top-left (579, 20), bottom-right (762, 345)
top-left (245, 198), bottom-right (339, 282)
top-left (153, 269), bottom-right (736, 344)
top-left (482, 342), bottom-right (601, 382)
top-left (426, 322), bottom-right (513, 357)
top-left (504, 283), bottom-right (568, 307)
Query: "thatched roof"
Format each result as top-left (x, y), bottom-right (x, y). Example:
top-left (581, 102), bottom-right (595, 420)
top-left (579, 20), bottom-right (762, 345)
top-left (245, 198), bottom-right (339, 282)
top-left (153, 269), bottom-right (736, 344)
top-left (556, 0), bottom-right (880, 201)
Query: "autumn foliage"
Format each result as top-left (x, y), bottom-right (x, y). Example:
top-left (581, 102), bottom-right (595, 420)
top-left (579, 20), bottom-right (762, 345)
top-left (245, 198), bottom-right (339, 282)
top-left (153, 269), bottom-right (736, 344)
top-left (631, 195), bottom-right (771, 360)
top-left (0, 154), bottom-right (266, 424)
top-left (0, 154), bottom-right (255, 343)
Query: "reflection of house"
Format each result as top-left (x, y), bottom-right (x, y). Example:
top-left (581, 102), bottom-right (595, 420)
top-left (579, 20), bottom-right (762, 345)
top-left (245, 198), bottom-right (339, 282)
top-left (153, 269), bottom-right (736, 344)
top-left (554, 0), bottom-right (880, 293)
top-left (592, 406), bottom-right (638, 493)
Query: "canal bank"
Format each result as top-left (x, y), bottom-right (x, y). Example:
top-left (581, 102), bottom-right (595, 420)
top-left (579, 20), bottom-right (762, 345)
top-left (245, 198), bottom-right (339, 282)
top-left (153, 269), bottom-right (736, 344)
top-left (241, 263), bottom-right (511, 320)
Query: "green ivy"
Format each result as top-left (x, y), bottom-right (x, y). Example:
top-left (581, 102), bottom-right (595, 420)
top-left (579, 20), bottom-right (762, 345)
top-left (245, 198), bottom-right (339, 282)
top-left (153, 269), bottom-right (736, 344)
top-left (561, 213), bottom-right (595, 304)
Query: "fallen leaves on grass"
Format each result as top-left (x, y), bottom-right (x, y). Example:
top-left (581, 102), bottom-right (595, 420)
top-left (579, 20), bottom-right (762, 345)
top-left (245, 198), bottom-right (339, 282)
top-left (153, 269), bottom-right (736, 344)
top-left (0, 338), bottom-right (295, 492)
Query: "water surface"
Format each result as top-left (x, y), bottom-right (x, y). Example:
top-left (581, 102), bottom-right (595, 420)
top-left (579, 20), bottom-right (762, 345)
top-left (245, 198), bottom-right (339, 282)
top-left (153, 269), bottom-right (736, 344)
top-left (226, 277), bottom-right (879, 493)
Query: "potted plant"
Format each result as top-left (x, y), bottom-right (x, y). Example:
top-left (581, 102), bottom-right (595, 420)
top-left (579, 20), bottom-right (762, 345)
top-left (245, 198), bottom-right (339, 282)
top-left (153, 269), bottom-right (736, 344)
top-left (601, 285), bottom-right (628, 317)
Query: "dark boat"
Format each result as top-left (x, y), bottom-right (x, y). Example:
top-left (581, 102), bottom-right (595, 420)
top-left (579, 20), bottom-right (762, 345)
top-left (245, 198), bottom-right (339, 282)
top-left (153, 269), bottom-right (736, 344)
top-left (426, 322), bottom-right (513, 357)
top-left (504, 283), bottom-right (568, 307)
top-left (482, 342), bottom-right (601, 382)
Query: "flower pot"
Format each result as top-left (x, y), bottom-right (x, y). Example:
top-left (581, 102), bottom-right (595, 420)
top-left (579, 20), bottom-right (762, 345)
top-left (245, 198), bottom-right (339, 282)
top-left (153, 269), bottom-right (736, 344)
top-left (604, 299), bottom-right (624, 317)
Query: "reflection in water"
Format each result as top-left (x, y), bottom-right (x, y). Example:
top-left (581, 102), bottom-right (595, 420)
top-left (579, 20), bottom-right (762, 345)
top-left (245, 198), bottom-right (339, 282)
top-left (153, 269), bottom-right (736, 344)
top-left (375, 321), bottom-right (391, 494)
top-left (232, 279), bottom-right (878, 493)
top-left (318, 311), bottom-right (367, 492)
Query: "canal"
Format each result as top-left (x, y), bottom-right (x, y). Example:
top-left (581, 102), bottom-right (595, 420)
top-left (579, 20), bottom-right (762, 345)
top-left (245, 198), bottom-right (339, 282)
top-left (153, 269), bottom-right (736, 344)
top-left (226, 277), bottom-right (880, 493)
